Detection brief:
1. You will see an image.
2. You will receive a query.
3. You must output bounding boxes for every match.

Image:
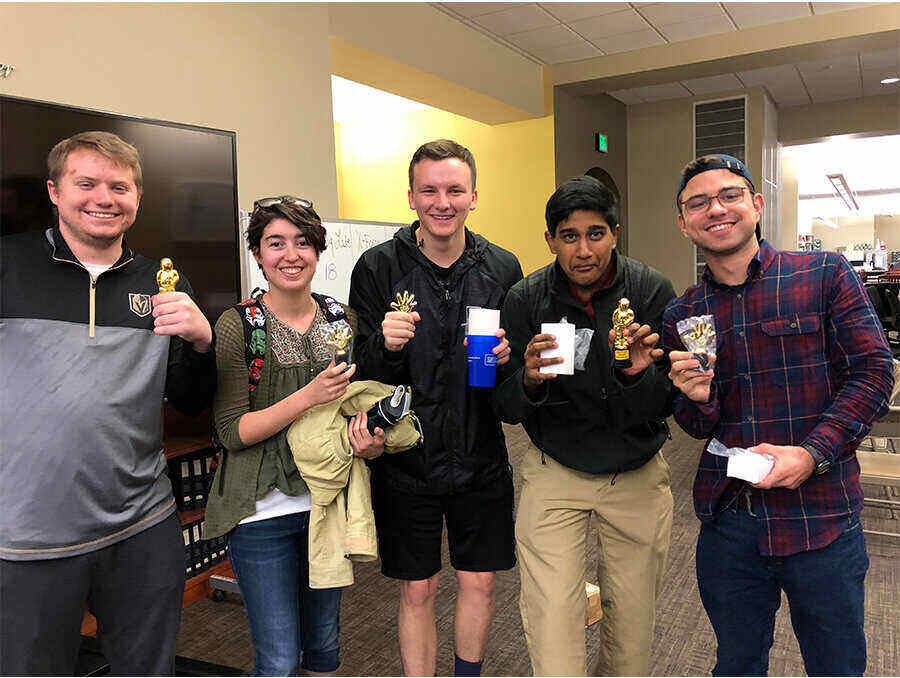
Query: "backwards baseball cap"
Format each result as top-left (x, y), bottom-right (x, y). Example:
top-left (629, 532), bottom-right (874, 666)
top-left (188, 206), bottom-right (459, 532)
top-left (676, 154), bottom-right (756, 204)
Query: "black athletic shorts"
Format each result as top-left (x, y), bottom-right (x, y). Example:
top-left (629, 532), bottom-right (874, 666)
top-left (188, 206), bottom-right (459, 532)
top-left (371, 468), bottom-right (516, 580)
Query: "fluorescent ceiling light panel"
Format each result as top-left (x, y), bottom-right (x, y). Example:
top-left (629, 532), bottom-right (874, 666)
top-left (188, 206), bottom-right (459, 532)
top-left (826, 173), bottom-right (859, 211)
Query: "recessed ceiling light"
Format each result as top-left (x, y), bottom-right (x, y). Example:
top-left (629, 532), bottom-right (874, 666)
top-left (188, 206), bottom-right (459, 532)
top-left (881, 76), bottom-right (900, 85)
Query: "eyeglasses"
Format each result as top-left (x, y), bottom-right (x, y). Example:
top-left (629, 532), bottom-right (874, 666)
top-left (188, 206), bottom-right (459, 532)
top-left (253, 195), bottom-right (313, 211)
top-left (680, 187), bottom-right (747, 213)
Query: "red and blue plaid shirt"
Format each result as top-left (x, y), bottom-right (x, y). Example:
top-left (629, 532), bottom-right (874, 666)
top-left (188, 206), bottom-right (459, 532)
top-left (662, 240), bottom-right (893, 556)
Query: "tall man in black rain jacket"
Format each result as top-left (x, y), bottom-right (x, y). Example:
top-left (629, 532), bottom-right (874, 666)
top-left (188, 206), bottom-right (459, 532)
top-left (349, 140), bottom-right (522, 677)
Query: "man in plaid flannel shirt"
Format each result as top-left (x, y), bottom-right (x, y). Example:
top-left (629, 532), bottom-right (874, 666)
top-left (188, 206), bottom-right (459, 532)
top-left (662, 154), bottom-right (893, 676)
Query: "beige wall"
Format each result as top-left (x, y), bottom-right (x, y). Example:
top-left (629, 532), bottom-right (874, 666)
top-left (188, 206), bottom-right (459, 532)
top-left (626, 88), bottom-right (768, 295)
top-left (780, 156), bottom-right (800, 252)
top-left (876, 214), bottom-right (900, 253)
top-left (1, 3), bottom-right (339, 223)
top-left (779, 93), bottom-right (900, 143)
top-left (627, 97), bottom-right (693, 294)
top-left (812, 216), bottom-right (874, 253)
top-left (328, 3), bottom-right (545, 121)
top-left (553, 89), bottom-right (628, 252)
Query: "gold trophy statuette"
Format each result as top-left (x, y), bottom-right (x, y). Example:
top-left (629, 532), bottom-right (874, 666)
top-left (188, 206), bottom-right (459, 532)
top-left (612, 297), bottom-right (635, 369)
top-left (157, 258), bottom-right (179, 293)
top-left (390, 291), bottom-right (418, 314)
top-left (326, 326), bottom-right (353, 367)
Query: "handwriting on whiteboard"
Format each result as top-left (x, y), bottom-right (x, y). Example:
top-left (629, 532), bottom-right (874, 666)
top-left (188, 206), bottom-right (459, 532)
top-left (243, 217), bottom-right (403, 303)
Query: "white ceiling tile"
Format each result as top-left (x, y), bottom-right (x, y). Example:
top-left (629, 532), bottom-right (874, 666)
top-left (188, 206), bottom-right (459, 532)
top-left (738, 63), bottom-right (802, 88)
top-left (766, 86), bottom-right (813, 107)
top-left (530, 40), bottom-right (604, 63)
top-left (441, 3), bottom-right (521, 18)
top-left (569, 9), bottom-right (651, 41)
top-left (659, 14), bottom-right (735, 42)
top-left (796, 54), bottom-right (860, 83)
top-left (472, 4), bottom-right (559, 35)
top-left (860, 47), bottom-right (900, 73)
top-left (805, 77), bottom-right (862, 103)
top-left (681, 73), bottom-right (745, 95)
top-left (639, 2), bottom-right (725, 25)
top-left (808, 90), bottom-right (863, 104)
top-left (597, 28), bottom-right (667, 53)
top-left (810, 2), bottom-right (875, 14)
top-left (735, 64), bottom-right (812, 106)
top-left (506, 23), bottom-right (581, 50)
top-left (607, 89), bottom-right (645, 105)
top-left (630, 82), bottom-right (693, 101)
top-left (539, 2), bottom-right (631, 22)
top-left (723, 2), bottom-right (811, 29)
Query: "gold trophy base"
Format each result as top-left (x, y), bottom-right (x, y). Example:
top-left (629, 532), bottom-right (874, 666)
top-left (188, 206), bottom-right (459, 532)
top-left (333, 349), bottom-right (350, 371)
top-left (614, 348), bottom-right (632, 369)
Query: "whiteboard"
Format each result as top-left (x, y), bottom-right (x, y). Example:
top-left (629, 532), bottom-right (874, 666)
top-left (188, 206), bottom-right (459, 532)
top-left (240, 212), bottom-right (403, 304)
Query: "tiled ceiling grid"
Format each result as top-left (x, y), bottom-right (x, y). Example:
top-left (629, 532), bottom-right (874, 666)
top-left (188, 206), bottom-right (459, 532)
top-left (433, 3), bottom-right (900, 107)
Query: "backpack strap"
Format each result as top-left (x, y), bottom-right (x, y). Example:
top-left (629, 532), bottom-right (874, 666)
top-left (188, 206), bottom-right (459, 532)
top-left (623, 258), bottom-right (653, 327)
top-left (312, 292), bottom-right (349, 323)
top-left (234, 293), bottom-right (268, 392)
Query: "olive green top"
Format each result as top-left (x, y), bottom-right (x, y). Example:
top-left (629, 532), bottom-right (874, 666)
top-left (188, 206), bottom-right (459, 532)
top-left (202, 297), bottom-right (357, 539)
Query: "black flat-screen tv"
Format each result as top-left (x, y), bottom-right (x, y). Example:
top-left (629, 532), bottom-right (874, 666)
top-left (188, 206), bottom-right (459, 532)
top-left (0, 95), bottom-right (240, 323)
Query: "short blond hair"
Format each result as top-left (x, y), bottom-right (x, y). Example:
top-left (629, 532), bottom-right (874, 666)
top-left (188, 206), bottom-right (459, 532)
top-left (47, 131), bottom-right (143, 193)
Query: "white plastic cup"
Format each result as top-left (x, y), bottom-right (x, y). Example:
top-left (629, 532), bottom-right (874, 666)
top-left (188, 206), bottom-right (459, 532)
top-left (467, 307), bottom-right (500, 335)
top-left (540, 322), bottom-right (575, 375)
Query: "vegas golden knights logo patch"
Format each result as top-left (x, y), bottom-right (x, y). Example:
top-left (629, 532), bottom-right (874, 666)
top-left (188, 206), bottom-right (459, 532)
top-left (129, 293), bottom-right (152, 318)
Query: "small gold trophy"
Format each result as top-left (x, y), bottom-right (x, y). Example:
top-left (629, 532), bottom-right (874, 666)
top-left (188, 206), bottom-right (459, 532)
top-left (612, 297), bottom-right (635, 369)
top-left (326, 325), bottom-right (353, 367)
top-left (390, 291), bottom-right (417, 314)
top-left (157, 258), bottom-right (179, 293)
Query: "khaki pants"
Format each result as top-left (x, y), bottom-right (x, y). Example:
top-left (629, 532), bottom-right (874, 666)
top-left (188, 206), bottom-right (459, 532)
top-left (517, 447), bottom-right (673, 676)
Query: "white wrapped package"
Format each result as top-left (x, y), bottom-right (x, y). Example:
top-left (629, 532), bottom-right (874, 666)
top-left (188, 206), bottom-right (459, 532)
top-left (708, 439), bottom-right (774, 484)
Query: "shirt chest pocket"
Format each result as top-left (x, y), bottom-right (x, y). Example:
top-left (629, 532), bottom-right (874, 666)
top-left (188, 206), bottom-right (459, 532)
top-left (759, 313), bottom-right (824, 368)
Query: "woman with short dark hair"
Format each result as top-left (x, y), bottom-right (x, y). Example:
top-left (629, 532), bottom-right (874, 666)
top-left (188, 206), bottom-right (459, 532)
top-left (203, 196), bottom-right (385, 675)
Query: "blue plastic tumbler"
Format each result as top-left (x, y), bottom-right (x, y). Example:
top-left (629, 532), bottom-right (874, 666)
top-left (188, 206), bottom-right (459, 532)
top-left (467, 334), bottom-right (501, 388)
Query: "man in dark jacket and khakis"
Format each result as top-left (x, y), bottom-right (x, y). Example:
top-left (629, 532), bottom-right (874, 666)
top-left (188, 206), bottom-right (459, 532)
top-left (495, 176), bottom-right (676, 676)
top-left (349, 139), bottom-right (523, 677)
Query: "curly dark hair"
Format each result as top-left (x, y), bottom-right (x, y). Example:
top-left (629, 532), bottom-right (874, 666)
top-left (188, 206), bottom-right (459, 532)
top-left (246, 198), bottom-right (327, 257)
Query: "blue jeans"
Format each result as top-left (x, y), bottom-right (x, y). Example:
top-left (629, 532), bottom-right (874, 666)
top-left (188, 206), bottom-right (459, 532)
top-left (228, 512), bottom-right (342, 676)
top-left (696, 498), bottom-right (868, 676)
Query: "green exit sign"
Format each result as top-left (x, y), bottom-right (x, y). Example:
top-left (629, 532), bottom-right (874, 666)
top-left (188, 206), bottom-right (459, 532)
top-left (594, 132), bottom-right (608, 153)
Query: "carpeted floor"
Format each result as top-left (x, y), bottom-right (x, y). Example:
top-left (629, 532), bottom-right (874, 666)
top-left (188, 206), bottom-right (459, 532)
top-left (176, 422), bottom-right (900, 676)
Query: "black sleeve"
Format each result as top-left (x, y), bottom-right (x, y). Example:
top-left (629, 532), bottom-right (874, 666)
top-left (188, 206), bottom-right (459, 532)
top-left (494, 279), bottom-right (548, 424)
top-left (606, 269), bottom-right (678, 424)
top-left (163, 276), bottom-right (217, 416)
top-left (349, 250), bottom-right (410, 385)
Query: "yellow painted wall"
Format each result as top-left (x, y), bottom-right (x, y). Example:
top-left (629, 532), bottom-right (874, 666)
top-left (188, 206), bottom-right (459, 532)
top-left (335, 109), bottom-right (556, 275)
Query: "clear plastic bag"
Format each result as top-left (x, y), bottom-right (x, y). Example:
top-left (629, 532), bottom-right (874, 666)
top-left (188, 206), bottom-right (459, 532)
top-left (676, 314), bottom-right (716, 372)
top-left (574, 327), bottom-right (594, 372)
top-left (707, 438), bottom-right (774, 484)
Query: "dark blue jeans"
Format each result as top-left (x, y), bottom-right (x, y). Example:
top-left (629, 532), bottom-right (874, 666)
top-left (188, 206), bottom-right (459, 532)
top-left (228, 512), bottom-right (342, 676)
top-left (696, 499), bottom-right (868, 676)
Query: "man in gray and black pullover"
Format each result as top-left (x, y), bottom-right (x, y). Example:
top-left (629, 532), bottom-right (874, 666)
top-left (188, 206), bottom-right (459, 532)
top-left (495, 176), bottom-right (676, 676)
top-left (0, 131), bottom-right (216, 675)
